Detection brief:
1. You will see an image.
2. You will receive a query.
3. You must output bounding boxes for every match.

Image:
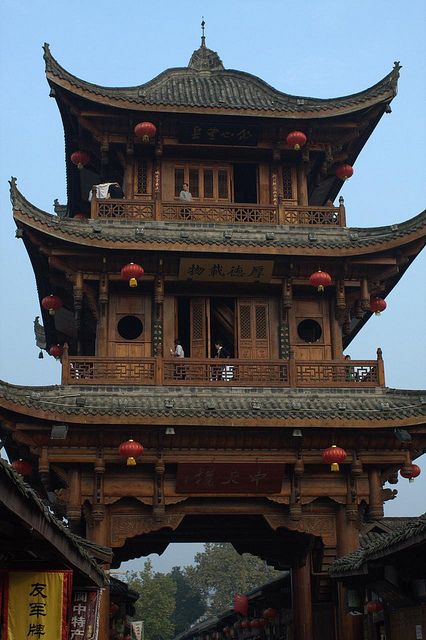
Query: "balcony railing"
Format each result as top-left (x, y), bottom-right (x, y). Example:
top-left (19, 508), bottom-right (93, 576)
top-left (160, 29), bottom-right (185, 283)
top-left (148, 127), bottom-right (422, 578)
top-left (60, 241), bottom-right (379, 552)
top-left (61, 353), bottom-right (383, 388)
top-left (90, 198), bottom-right (345, 226)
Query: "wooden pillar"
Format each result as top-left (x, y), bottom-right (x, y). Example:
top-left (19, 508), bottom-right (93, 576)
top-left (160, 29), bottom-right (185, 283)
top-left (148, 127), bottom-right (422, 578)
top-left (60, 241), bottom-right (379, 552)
top-left (292, 556), bottom-right (313, 640)
top-left (87, 501), bottom-right (110, 640)
top-left (368, 468), bottom-right (384, 519)
top-left (336, 508), bottom-right (363, 640)
top-left (296, 163), bottom-right (308, 206)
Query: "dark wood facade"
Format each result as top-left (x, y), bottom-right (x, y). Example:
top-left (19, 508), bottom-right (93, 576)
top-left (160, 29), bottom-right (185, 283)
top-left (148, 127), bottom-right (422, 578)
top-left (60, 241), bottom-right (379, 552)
top-left (1, 39), bottom-right (426, 640)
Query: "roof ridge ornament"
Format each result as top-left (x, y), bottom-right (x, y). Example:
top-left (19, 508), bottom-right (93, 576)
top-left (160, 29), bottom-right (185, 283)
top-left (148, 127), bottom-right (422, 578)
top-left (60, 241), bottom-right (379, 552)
top-left (188, 19), bottom-right (224, 71)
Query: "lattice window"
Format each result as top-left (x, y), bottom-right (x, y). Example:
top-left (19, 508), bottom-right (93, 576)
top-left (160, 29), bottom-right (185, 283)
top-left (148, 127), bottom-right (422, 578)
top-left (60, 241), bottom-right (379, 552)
top-left (204, 170), bottom-right (214, 198)
top-left (240, 305), bottom-right (251, 339)
top-left (255, 305), bottom-right (267, 339)
top-left (218, 170), bottom-right (229, 199)
top-left (175, 168), bottom-right (184, 197)
top-left (282, 166), bottom-right (293, 200)
top-left (189, 169), bottom-right (199, 197)
top-left (192, 303), bottom-right (204, 340)
top-left (136, 160), bottom-right (148, 194)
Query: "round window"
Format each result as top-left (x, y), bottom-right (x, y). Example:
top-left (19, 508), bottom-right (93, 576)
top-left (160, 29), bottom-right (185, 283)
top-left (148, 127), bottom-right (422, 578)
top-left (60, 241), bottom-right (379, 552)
top-left (297, 319), bottom-right (322, 343)
top-left (117, 315), bottom-right (143, 340)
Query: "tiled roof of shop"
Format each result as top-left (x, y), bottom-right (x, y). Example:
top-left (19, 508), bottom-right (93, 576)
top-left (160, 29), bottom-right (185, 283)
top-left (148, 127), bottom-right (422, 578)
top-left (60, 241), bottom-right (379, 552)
top-left (10, 180), bottom-right (426, 256)
top-left (0, 458), bottom-right (109, 583)
top-left (43, 43), bottom-right (400, 116)
top-left (0, 381), bottom-right (425, 424)
top-left (330, 514), bottom-right (426, 576)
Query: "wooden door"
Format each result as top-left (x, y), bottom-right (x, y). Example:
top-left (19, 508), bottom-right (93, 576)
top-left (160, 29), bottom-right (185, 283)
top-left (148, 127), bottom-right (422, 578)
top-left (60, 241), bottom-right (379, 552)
top-left (190, 298), bottom-right (210, 358)
top-left (108, 294), bottom-right (151, 357)
top-left (236, 298), bottom-right (270, 359)
top-left (291, 298), bottom-right (332, 360)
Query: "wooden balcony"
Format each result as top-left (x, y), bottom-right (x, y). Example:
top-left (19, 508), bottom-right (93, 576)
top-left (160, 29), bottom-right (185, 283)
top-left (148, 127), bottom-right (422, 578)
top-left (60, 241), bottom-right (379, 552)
top-left (90, 198), bottom-right (346, 226)
top-left (61, 353), bottom-right (384, 388)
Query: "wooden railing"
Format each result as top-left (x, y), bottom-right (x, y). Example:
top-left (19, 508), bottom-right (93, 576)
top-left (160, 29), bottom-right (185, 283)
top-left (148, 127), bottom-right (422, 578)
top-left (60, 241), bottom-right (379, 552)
top-left (88, 198), bottom-right (345, 226)
top-left (62, 353), bottom-right (383, 388)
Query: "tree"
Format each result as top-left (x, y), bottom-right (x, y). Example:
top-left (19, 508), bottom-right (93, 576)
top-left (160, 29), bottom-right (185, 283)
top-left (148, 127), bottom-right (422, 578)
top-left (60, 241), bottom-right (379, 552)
top-left (183, 543), bottom-right (282, 616)
top-left (170, 566), bottom-right (206, 634)
top-left (127, 560), bottom-right (176, 640)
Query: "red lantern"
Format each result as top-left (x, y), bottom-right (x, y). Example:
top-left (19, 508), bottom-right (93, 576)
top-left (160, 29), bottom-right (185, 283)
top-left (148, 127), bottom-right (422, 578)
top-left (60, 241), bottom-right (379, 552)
top-left (322, 445), bottom-right (347, 472)
top-left (109, 602), bottom-right (119, 617)
top-left (11, 459), bottom-right (33, 477)
top-left (369, 297), bottom-right (387, 315)
top-left (335, 164), bottom-right (354, 180)
top-left (118, 439), bottom-right (144, 466)
top-left (41, 294), bottom-right (63, 316)
top-left (263, 607), bottom-right (278, 620)
top-left (73, 213), bottom-right (88, 220)
top-left (121, 262), bottom-right (144, 288)
top-left (49, 344), bottom-right (63, 359)
top-left (286, 131), bottom-right (307, 151)
top-left (240, 620), bottom-right (250, 630)
top-left (134, 122), bottom-right (157, 143)
top-left (366, 601), bottom-right (384, 614)
top-left (223, 627), bottom-right (231, 636)
top-left (309, 270), bottom-right (332, 292)
top-left (400, 463), bottom-right (421, 483)
top-left (250, 619), bottom-right (262, 629)
top-left (234, 593), bottom-right (248, 616)
top-left (70, 150), bottom-right (90, 169)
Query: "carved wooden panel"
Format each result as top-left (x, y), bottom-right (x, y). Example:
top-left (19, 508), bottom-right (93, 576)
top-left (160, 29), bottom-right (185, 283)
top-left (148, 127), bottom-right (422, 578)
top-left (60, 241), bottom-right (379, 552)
top-left (264, 514), bottom-right (336, 546)
top-left (110, 514), bottom-right (184, 547)
top-left (237, 298), bottom-right (270, 359)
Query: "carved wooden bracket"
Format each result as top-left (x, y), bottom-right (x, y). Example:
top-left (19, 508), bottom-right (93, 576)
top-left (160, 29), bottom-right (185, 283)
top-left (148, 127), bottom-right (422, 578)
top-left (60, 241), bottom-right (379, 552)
top-left (263, 514), bottom-right (336, 546)
top-left (110, 514), bottom-right (184, 547)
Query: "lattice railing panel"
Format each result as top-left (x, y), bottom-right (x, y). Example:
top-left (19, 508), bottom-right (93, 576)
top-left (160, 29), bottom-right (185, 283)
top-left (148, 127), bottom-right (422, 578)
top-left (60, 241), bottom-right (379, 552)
top-left (96, 200), bottom-right (155, 220)
top-left (296, 361), bottom-right (378, 386)
top-left (67, 358), bottom-right (155, 384)
top-left (283, 206), bottom-right (341, 226)
top-left (163, 359), bottom-right (289, 386)
top-left (162, 203), bottom-right (278, 224)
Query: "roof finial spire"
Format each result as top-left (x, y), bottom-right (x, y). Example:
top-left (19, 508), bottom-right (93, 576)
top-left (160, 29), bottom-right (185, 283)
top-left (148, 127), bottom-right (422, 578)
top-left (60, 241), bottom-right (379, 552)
top-left (201, 17), bottom-right (206, 48)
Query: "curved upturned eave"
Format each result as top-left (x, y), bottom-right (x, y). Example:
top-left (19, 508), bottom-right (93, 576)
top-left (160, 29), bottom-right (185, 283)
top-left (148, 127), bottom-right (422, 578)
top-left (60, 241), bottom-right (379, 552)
top-left (0, 380), bottom-right (425, 428)
top-left (43, 43), bottom-right (399, 119)
top-left (10, 180), bottom-right (426, 259)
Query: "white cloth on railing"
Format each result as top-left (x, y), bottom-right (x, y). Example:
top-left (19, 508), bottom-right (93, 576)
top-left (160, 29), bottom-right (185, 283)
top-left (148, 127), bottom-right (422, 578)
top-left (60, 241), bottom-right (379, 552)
top-left (88, 183), bottom-right (115, 201)
top-left (222, 365), bottom-right (234, 381)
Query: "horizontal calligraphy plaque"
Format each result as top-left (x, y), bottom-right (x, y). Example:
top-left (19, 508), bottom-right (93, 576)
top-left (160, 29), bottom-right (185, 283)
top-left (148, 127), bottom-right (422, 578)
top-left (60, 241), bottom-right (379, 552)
top-left (179, 123), bottom-right (258, 146)
top-left (179, 258), bottom-right (273, 283)
top-left (176, 463), bottom-right (284, 494)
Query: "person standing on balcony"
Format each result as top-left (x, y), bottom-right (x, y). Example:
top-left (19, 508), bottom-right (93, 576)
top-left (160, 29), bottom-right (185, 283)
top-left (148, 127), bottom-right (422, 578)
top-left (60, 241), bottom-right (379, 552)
top-left (179, 182), bottom-right (193, 220)
top-left (214, 340), bottom-right (233, 381)
top-left (170, 338), bottom-right (185, 380)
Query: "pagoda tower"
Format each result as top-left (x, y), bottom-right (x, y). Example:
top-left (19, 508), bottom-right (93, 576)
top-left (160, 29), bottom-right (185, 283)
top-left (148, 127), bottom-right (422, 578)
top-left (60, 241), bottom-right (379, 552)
top-left (1, 34), bottom-right (425, 640)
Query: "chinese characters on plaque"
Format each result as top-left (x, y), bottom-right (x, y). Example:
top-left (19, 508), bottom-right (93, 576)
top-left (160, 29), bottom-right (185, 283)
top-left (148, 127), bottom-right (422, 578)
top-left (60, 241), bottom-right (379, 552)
top-left (179, 258), bottom-right (273, 283)
top-left (176, 464), bottom-right (284, 494)
top-left (70, 590), bottom-right (101, 640)
top-left (179, 124), bottom-right (258, 146)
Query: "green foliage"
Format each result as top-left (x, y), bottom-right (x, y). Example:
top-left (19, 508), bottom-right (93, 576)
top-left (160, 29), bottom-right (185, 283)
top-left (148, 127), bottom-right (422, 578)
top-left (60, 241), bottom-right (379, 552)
top-left (127, 559), bottom-right (176, 640)
top-left (170, 566), bottom-right (206, 634)
top-left (183, 543), bottom-right (282, 616)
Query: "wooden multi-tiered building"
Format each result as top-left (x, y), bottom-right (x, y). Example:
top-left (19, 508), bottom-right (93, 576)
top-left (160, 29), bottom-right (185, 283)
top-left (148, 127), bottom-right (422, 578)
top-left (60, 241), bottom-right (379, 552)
top-left (1, 34), bottom-right (425, 639)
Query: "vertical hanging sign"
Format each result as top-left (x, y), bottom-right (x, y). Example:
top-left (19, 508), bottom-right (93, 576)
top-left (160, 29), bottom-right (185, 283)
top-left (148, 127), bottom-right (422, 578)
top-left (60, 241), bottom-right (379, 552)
top-left (70, 590), bottom-right (102, 640)
top-left (132, 621), bottom-right (144, 640)
top-left (3, 570), bottom-right (72, 640)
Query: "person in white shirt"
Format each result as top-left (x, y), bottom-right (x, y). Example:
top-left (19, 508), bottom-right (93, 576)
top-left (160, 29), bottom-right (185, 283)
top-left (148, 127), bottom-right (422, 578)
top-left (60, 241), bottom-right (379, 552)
top-left (170, 339), bottom-right (184, 358)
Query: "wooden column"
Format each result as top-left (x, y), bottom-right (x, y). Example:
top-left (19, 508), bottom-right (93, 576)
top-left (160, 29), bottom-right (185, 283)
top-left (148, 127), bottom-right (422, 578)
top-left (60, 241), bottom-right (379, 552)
top-left (368, 468), bottom-right (384, 519)
top-left (336, 507), bottom-right (363, 640)
top-left (296, 163), bottom-right (308, 206)
top-left (292, 556), bottom-right (313, 640)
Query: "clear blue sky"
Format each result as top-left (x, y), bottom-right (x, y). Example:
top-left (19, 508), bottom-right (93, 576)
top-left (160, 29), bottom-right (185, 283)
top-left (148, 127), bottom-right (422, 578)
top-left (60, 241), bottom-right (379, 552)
top-left (0, 0), bottom-right (425, 573)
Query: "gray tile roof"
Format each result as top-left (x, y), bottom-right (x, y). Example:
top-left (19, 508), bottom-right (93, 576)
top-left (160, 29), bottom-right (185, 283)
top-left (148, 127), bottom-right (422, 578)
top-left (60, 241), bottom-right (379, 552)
top-left (0, 380), bottom-right (425, 424)
top-left (10, 179), bottom-right (426, 256)
top-left (43, 43), bottom-right (400, 117)
top-left (0, 458), bottom-right (109, 584)
top-left (330, 514), bottom-right (426, 577)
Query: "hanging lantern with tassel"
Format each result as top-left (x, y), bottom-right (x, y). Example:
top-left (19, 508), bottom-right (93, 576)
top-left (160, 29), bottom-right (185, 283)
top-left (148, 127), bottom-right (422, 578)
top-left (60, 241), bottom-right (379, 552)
top-left (118, 439), bottom-right (144, 466)
top-left (121, 263), bottom-right (144, 288)
top-left (70, 150), bottom-right (90, 170)
top-left (309, 269), bottom-right (332, 292)
top-left (286, 131), bottom-right (307, 151)
top-left (41, 294), bottom-right (63, 316)
top-left (49, 344), bottom-right (63, 359)
top-left (400, 463), bottom-right (421, 483)
top-left (134, 122), bottom-right (157, 143)
top-left (335, 164), bottom-right (354, 180)
top-left (370, 297), bottom-right (387, 315)
top-left (322, 445), bottom-right (347, 472)
top-left (11, 459), bottom-right (33, 477)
